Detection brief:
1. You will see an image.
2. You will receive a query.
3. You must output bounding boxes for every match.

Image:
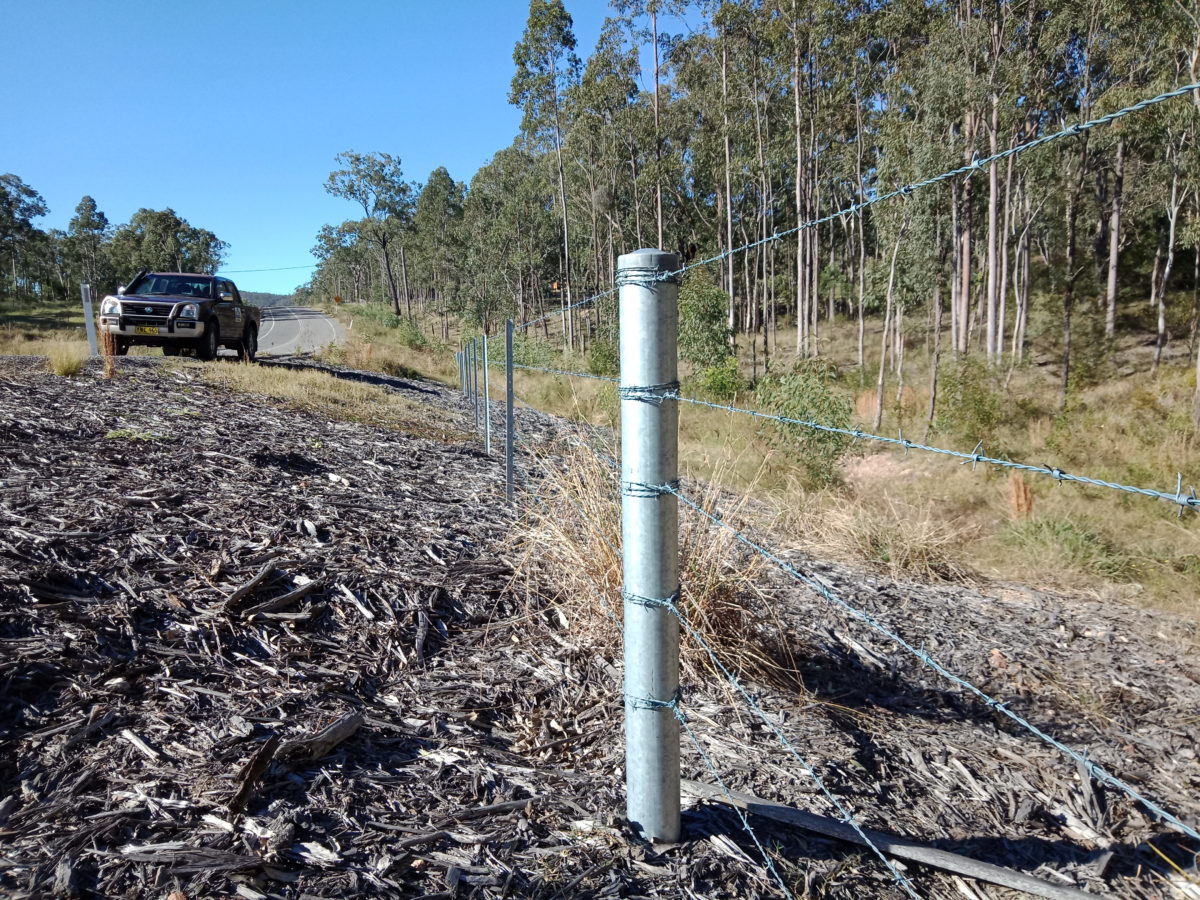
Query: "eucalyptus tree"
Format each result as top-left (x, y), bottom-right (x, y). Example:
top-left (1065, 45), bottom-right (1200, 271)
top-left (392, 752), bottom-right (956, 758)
top-left (106, 208), bottom-right (226, 278)
top-left (511, 0), bottom-right (581, 347)
top-left (413, 167), bottom-right (466, 314)
top-left (0, 174), bottom-right (48, 300)
top-left (324, 151), bottom-right (413, 316)
top-left (66, 196), bottom-right (111, 291)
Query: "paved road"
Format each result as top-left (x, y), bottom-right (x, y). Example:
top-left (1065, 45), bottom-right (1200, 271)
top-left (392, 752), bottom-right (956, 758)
top-left (257, 306), bottom-right (345, 356)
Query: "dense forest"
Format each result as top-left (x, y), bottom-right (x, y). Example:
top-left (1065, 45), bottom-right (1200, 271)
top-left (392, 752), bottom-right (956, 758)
top-left (302, 0), bottom-right (1200, 413)
top-left (0, 181), bottom-right (227, 300)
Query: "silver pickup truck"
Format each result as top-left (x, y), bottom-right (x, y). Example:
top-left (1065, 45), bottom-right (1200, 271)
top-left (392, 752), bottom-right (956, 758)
top-left (98, 272), bottom-right (260, 361)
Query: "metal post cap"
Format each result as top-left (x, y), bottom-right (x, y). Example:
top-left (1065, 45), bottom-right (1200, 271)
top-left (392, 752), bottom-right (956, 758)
top-left (618, 248), bottom-right (679, 269)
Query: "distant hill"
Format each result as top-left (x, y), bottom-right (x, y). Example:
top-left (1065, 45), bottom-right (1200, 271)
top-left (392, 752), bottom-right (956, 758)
top-left (241, 291), bottom-right (294, 308)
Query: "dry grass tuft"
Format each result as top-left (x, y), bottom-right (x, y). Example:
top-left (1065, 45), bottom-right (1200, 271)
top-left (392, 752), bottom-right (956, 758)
top-left (45, 342), bottom-right (89, 377)
top-left (190, 361), bottom-right (471, 443)
top-left (787, 489), bottom-right (976, 583)
top-left (509, 438), bottom-right (801, 688)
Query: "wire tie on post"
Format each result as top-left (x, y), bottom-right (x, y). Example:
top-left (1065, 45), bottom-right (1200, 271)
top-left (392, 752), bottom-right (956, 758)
top-left (619, 381), bottom-right (680, 405)
top-left (627, 687), bottom-right (683, 715)
top-left (623, 588), bottom-right (680, 611)
top-left (622, 479), bottom-right (680, 498)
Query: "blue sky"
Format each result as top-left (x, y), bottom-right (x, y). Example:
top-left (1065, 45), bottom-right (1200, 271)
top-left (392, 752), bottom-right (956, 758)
top-left (2, 0), bottom-right (625, 294)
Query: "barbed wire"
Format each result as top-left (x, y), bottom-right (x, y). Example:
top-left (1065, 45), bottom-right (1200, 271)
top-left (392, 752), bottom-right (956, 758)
top-left (672, 701), bottom-right (798, 898)
top-left (478, 357), bottom-right (1199, 513)
top-left (221, 263), bottom-right (318, 273)
top-left (511, 364), bottom-right (618, 383)
top-left (517, 286), bottom-right (620, 330)
top-left (663, 481), bottom-right (1200, 846)
top-left (657, 81), bottom-right (1200, 284)
top-left (670, 393), bottom-right (1199, 513)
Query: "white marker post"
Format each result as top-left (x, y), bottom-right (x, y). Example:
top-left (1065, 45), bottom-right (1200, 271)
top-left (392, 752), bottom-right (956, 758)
top-left (80, 283), bottom-right (99, 357)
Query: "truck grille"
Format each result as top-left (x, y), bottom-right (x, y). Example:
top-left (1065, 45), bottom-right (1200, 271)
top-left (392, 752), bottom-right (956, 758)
top-left (121, 301), bottom-right (175, 317)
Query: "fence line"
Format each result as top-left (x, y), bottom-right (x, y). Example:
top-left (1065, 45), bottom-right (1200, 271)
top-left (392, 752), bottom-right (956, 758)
top-left (670, 393), bottom-right (1200, 513)
top-left (452, 78), bottom-right (1200, 892)
top-left (664, 480), bottom-right (1200, 846)
top-left (490, 358), bottom-right (1200, 514)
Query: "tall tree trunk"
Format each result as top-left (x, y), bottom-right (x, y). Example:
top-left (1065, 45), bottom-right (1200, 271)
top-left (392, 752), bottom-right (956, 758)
top-left (793, 25), bottom-right (806, 356)
top-left (998, 148), bottom-right (1016, 365)
top-left (873, 222), bottom-right (906, 430)
top-left (986, 95), bottom-right (999, 362)
top-left (1061, 186), bottom-right (1081, 410)
top-left (722, 38), bottom-right (737, 340)
top-left (399, 245), bottom-right (412, 319)
top-left (927, 278), bottom-right (944, 434)
top-left (1105, 138), bottom-right (1125, 338)
top-left (651, 9), bottom-right (664, 249)
top-left (950, 179), bottom-right (961, 355)
top-left (854, 65), bottom-right (866, 368)
top-left (549, 56), bottom-right (573, 351)
top-left (1153, 168), bottom-right (1182, 374)
top-left (958, 113), bottom-right (977, 356)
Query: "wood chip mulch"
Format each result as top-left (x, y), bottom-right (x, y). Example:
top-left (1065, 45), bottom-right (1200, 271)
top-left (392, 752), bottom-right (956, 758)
top-left (1, 355), bottom-right (1197, 899)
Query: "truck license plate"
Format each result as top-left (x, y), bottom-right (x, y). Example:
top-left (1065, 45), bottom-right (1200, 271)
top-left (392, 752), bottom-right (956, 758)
top-left (134, 326), bottom-right (159, 335)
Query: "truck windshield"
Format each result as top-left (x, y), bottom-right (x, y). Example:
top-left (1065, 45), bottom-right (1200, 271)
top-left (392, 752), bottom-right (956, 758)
top-left (128, 276), bottom-right (213, 298)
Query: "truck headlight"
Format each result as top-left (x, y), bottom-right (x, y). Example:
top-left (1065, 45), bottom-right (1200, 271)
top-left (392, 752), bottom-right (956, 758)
top-left (178, 303), bottom-right (199, 319)
top-left (100, 297), bottom-right (120, 315)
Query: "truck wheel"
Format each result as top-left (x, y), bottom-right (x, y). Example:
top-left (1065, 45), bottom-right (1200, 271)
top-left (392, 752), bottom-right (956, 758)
top-left (236, 324), bottom-right (257, 362)
top-left (162, 345), bottom-right (180, 357)
top-left (196, 322), bottom-right (219, 361)
top-left (114, 339), bottom-right (130, 356)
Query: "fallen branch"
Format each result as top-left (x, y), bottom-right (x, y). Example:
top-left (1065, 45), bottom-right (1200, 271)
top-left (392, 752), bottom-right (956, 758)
top-left (682, 780), bottom-right (1094, 900)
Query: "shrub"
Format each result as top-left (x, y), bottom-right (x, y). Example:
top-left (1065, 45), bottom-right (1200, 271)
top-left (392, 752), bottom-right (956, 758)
top-left (753, 358), bottom-right (853, 486)
top-left (678, 268), bottom-right (731, 367)
top-left (691, 356), bottom-right (745, 400)
top-left (588, 336), bottom-right (619, 377)
top-left (935, 358), bottom-right (1002, 444)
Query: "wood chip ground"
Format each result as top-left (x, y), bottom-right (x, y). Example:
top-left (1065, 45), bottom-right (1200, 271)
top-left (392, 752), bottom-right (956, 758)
top-left (1, 355), bottom-right (1197, 899)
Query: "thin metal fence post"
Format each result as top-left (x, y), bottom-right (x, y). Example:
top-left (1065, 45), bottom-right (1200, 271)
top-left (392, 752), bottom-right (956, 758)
top-left (619, 248), bottom-right (680, 843)
top-left (505, 319), bottom-right (515, 504)
top-left (471, 339), bottom-right (480, 431)
top-left (458, 350), bottom-right (465, 395)
top-left (483, 335), bottom-right (491, 456)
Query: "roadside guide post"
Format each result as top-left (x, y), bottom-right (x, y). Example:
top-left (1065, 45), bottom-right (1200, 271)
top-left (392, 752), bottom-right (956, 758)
top-left (80, 283), bottom-right (99, 357)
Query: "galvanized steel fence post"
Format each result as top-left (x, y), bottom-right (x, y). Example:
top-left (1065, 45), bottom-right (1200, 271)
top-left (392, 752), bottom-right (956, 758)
top-left (619, 248), bottom-right (681, 843)
top-left (505, 319), bottom-right (515, 504)
top-left (482, 335), bottom-right (491, 455)
top-left (471, 339), bottom-right (480, 431)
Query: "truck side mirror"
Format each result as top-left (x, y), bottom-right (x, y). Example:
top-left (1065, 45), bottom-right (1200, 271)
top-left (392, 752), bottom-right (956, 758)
top-left (117, 286), bottom-right (126, 295)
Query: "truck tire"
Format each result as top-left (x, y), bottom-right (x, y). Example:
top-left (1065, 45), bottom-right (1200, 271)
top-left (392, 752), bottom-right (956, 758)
top-left (114, 339), bottom-right (130, 356)
top-left (236, 324), bottom-right (257, 362)
top-left (162, 344), bottom-right (180, 357)
top-left (196, 321), bottom-right (219, 361)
